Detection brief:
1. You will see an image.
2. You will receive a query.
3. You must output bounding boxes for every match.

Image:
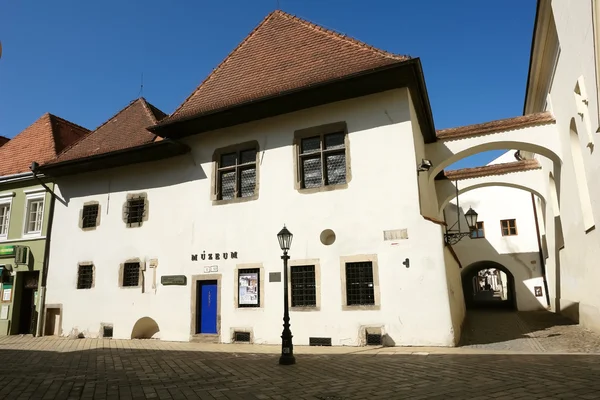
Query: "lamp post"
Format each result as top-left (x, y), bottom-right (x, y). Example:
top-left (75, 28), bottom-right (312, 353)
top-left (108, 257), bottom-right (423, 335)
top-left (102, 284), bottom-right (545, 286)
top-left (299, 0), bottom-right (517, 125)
top-left (277, 225), bottom-right (295, 365)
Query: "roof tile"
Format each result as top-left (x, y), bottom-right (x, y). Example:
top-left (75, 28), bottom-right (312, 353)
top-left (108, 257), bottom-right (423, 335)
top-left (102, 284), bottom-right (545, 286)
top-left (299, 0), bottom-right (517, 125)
top-left (50, 98), bottom-right (164, 164)
top-left (0, 114), bottom-right (89, 176)
top-left (437, 112), bottom-right (555, 140)
top-left (444, 159), bottom-right (541, 181)
top-left (162, 10), bottom-right (409, 124)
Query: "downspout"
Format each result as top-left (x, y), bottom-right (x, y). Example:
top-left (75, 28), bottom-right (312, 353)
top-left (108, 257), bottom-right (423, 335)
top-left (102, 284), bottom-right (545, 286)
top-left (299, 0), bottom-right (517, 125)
top-left (531, 193), bottom-right (551, 307)
top-left (30, 162), bottom-right (57, 337)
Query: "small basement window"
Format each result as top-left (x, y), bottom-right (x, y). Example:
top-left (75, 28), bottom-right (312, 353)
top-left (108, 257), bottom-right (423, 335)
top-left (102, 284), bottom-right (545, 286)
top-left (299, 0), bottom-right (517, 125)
top-left (103, 325), bottom-right (113, 338)
top-left (234, 331), bottom-right (251, 342)
top-left (309, 337), bottom-right (332, 346)
top-left (366, 333), bottom-right (382, 346)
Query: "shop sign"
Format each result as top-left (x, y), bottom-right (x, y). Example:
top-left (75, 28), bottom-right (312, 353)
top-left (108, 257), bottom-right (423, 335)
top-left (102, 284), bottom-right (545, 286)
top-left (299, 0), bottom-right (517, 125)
top-left (161, 275), bottom-right (187, 286)
top-left (191, 251), bottom-right (238, 262)
top-left (0, 246), bottom-right (14, 258)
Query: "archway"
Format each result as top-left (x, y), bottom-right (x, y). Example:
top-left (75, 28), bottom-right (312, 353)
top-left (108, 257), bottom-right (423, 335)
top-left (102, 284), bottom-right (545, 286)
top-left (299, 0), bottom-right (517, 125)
top-left (131, 317), bottom-right (160, 339)
top-left (462, 261), bottom-right (516, 310)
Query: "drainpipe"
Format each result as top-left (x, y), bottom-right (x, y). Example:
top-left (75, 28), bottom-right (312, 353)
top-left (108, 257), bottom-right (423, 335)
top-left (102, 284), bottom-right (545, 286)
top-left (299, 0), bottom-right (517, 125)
top-left (30, 162), bottom-right (57, 337)
top-left (531, 193), bottom-right (551, 307)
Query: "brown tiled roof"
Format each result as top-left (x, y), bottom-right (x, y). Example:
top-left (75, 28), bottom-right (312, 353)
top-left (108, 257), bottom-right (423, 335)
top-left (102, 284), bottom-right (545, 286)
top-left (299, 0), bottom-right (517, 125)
top-left (444, 159), bottom-right (541, 181)
top-left (437, 112), bottom-right (555, 140)
top-left (0, 136), bottom-right (9, 147)
top-left (0, 114), bottom-right (89, 176)
top-left (161, 10), bottom-right (410, 124)
top-left (50, 98), bottom-right (165, 164)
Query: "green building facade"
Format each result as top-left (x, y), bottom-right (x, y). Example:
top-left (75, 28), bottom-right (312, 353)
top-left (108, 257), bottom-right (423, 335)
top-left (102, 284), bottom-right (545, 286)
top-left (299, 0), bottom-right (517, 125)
top-left (0, 179), bottom-right (53, 336)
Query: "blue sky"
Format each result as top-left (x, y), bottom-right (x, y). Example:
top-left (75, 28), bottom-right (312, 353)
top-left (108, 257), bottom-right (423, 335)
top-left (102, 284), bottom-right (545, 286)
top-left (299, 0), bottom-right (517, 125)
top-left (0, 0), bottom-right (536, 168)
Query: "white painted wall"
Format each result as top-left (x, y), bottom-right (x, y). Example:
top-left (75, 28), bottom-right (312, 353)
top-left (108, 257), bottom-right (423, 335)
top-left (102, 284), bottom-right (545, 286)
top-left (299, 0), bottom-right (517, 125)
top-left (445, 151), bottom-right (547, 311)
top-left (46, 89), bottom-right (459, 346)
top-left (528, 0), bottom-right (600, 329)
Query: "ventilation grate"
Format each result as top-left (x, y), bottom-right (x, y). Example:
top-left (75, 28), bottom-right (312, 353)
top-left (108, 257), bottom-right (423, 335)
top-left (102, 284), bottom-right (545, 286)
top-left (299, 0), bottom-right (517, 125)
top-left (309, 337), bottom-right (332, 346)
top-left (234, 331), bottom-right (251, 342)
top-left (366, 333), bottom-right (382, 346)
top-left (103, 325), bottom-right (113, 338)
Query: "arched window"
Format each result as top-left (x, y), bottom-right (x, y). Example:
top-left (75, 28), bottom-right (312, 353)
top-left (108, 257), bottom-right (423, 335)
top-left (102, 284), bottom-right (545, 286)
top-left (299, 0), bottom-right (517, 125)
top-left (569, 119), bottom-right (595, 230)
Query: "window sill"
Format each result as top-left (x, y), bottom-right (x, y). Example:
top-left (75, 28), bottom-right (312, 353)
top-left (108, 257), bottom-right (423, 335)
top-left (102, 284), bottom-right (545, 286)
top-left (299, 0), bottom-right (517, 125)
top-left (342, 304), bottom-right (380, 311)
top-left (291, 306), bottom-right (320, 312)
top-left (297, 183), bottom-right (349, 195)
top-left (212, 194), bottom-right (259, 206)
top-left (120, 286), bottom-right (142, 289)
top-left (236, 305), bottom-right (262, 309)
top-left (22, 232), bottom-right (42, 240)
top-left (0, 236), bottom-right (46, 244)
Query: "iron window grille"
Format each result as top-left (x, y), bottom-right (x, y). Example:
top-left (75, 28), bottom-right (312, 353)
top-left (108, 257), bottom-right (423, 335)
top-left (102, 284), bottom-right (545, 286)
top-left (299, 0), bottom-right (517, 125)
top-left (291, 265), bottom-right (316, 307)
top-left (217, 148), bottom-right (257, 200)
top-left (366, 333), bottom-right (382, 346)
top-left (123, 262), bottom-right (140, 287)
top-left (345, 261), bottom-right (375, 306)
top-left (309, 337), bottom-right (332, 346)
top-left (238, 268), bottom-right (260, 308)
top-left (82, 204), bottom-right (99, 229)
top-left (77, 264), bottom-right (93, 289)
top-left (501, 219), bottom-right (518, 236)
top-left (126, 198), bottom-right (145, 225)
top-left (471, 221), bottom-right (485, 239)
top-left (234, 332), bottom-right (251, 342)
top-left (299, 131), bottom-right (346, 189)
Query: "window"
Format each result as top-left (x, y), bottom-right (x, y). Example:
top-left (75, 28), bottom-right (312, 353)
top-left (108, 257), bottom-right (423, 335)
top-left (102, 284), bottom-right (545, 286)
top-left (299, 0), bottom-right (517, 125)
top-left (291, 265), bottom-right (316, 307)
top-left (238, 268), bottom-right (260, 307)
top-left (299, 131), bottom-right (347, 189)
top-left (501, 219), bottom-right (518, 236)
top-left (122, 262), bottom-right (140, 287)
top-left (0, 202), bottom-right (10, 238)
top-left (216, 148), bottom-right (257, 200)
top-left (471, 221), bottom-right (485, 239)
top-left (82, 204), bottom-right (99, 229)
top-left (24, 197), bottom-right (44, 235)
top-left (345, 262), bottom-right (375, 306)
top-left (77, 264), bottom-right (93, 289)
top-left (125, 197), bottom-right (145, 226)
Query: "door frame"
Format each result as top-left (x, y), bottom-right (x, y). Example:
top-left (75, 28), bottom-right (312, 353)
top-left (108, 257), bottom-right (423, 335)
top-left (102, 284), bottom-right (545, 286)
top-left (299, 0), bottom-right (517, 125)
top-left (190, 274), bottom-right (221, 342)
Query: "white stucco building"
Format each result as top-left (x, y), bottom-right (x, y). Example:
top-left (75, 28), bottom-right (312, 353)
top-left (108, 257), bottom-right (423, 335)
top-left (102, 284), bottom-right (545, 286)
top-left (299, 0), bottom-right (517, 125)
top-left (38, 11), bottom-right (466, 346)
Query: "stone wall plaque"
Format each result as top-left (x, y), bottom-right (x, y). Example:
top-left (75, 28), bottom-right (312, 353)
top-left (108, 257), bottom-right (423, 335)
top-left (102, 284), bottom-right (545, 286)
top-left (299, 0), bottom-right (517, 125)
top-left (161, 275), bottom-right (187, 286)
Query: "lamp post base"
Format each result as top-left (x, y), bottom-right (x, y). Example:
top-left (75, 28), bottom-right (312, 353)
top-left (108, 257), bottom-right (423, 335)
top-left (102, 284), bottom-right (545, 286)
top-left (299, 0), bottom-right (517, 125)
top-left (279, 353), bottom-right (296, 365)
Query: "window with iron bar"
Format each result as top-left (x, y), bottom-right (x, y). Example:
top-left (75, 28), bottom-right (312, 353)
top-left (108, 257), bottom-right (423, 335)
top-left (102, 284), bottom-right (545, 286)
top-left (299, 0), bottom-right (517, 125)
top-left (77, 264), bottom-right (93, 289)
top-left (126, 198), bottom-right (145, 225)
top-left (217, 148), bottom-right (257, 200)
top-left (501, 219), bottom-right (518, 236)
top-left (0, 202), bottom-right (10, 237)
top-left (123, 262), bottom-right (140, 287)
top-left (345, 261), bottom-right (375, 306)
top-left (299, 131), bottom-right (346, 189)
top-left (291, 265), bottom-right (316, 307)
top-left (82, 204), bottom-right (99, 229)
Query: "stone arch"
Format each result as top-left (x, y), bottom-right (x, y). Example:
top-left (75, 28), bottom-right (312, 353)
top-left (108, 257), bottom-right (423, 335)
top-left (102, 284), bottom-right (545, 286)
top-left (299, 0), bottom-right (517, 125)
top-left (569, 118), bottom-right (595, 230)
top-left (131, 317), bottom-right (160, 339)
top-left (461, 261), bottom-right (516, 310)
top-left (428, 140), bottom-right (561, 183)
top-left (438, 182), bottom-right (546, 216)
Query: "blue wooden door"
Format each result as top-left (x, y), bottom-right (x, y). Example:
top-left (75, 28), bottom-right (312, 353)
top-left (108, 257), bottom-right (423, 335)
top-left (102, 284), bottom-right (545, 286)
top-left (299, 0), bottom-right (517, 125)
top-left (199, 282), bottom-right (218, 334)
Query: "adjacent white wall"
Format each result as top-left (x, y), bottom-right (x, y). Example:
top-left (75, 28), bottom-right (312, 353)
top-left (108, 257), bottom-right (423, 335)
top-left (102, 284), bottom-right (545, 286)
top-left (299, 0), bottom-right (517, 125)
top-left (528, 0), bottom-right (600, 330)
top-left (46, 89), bottom-right (459, 346)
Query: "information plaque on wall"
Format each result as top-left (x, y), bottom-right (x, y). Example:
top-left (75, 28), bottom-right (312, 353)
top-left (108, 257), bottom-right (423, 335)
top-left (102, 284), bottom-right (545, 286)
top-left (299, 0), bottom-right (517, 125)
top-left (161, 275), bottom-right (187, 286)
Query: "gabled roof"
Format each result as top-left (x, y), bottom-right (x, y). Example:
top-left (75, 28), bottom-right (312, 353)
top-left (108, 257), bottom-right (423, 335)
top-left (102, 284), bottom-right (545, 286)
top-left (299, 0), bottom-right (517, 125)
top-left (444, 159), bottom-right (541, 181)
top-left (0, 136), bottom-right (9, 147)
top-left (49, 98), bottom-right (164, 164)
top-left (436, 112), bottom-right (555, 141)
top-left (160, 10), bottom-right (410, 125)
top-left (0, 114), bottom-right (89, 176)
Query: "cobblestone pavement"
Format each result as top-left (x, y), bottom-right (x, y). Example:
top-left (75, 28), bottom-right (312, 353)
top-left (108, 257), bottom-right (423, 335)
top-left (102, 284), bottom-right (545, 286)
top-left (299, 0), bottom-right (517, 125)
top-left (1, 335), bottom-right (600, 399)
top-left (460, 310), bottom-right (600, 352)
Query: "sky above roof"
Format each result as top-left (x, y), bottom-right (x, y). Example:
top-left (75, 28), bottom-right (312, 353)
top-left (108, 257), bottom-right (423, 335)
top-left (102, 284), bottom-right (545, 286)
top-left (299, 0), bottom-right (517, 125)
top-left (0, 0), bottom-right (536, 169)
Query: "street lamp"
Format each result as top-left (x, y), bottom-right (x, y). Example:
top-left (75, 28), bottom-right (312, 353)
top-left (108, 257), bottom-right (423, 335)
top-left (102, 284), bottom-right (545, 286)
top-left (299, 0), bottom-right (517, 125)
top-left (277, 225), bottom-right (295, 365)
top-left (443, 180), bottom-right (479, 245)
